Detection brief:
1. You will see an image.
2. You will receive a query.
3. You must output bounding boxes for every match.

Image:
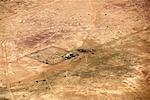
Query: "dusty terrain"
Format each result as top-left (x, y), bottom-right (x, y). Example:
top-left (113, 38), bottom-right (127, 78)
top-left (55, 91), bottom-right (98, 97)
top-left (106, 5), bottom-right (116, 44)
top-left (0, 0), bottom-right (150, 100)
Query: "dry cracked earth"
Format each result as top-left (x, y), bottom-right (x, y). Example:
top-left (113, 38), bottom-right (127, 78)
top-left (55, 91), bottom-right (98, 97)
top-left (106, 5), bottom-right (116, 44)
top-left (0, 0), bottom-right (150, 100)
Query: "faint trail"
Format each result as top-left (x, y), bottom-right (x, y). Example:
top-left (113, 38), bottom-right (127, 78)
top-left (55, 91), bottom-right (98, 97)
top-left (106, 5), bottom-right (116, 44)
top-left (95, 26), bottom-right (150, 49)
top-left (42, 72), bottom-right (53, 92)
top-left (1, 40), bottom-right (16, 100)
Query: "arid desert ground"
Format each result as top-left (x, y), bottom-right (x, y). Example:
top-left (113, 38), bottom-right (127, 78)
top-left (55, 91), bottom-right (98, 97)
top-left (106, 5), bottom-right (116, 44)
top-left (0, 0), bottom-right (150, 100)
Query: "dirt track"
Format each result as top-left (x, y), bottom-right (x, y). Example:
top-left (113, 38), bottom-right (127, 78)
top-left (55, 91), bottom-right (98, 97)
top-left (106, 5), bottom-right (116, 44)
top-left (0, 0), bottom-right (150, 100)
